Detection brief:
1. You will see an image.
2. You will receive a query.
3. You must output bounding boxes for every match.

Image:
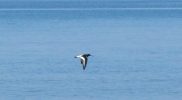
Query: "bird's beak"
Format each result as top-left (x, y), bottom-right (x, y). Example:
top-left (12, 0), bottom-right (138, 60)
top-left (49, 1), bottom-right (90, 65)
top-left (74, 56), bottom-right (77, 58)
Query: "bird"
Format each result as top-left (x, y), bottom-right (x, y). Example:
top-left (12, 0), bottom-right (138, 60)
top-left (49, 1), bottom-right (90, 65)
top-left (74, 53), bottom-right (91, 70)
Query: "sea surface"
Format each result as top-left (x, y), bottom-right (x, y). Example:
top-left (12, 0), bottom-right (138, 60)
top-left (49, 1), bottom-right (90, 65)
top-left (0, 8), bottom-right (182, 100)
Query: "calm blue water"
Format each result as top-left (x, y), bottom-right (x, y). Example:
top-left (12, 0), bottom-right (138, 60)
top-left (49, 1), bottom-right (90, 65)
top-left (0, 9), bottom-right (182, 100)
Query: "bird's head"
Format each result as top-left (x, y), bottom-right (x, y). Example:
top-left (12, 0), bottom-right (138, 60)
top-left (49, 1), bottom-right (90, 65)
top-left (87, 54), bottom-right (92, 57)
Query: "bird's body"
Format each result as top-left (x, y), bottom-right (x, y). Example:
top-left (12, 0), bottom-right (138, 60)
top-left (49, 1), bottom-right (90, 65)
top-left (75, 54), bottom-right (91, 70)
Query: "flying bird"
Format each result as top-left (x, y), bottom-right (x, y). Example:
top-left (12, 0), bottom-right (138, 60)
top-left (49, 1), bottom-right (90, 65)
top-left (75, 54), bottom-right (91, 70)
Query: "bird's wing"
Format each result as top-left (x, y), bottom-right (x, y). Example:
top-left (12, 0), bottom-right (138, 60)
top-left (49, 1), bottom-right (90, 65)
top-left (80, 56), bottom-right (85, 64)
top-left (84, 57), bottom-right (88, 68)
top-left (83, 57), bottom-right (88, 70)
top-left (80, 56), bottom-right (87, 70)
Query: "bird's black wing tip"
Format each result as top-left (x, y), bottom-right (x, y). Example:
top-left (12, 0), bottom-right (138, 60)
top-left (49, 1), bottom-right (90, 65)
top-left (83, 66), bottom-right (86, 70)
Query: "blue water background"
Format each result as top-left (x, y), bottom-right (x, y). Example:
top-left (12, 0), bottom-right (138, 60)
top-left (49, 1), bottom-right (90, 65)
top-left (0, 9), bottom-right (182, 100)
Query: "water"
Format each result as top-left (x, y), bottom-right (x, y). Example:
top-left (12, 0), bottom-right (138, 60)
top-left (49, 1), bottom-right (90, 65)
top-left (0, 9), bottom-right (182, 100)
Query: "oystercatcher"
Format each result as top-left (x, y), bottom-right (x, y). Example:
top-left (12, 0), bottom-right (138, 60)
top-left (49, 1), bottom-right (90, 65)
top-left (75, 54), bottom-right (91, 70)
